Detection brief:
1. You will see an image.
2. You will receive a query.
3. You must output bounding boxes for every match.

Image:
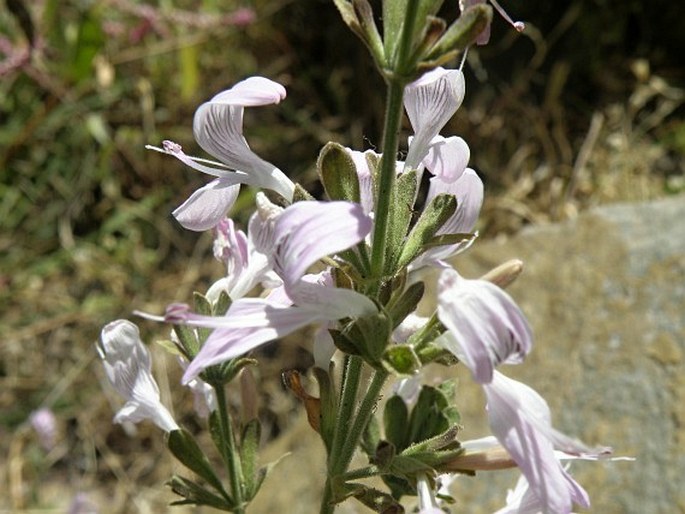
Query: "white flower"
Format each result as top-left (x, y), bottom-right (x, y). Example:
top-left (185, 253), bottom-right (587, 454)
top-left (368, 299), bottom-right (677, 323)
top-left (98, 320), bottom-right (179, 432)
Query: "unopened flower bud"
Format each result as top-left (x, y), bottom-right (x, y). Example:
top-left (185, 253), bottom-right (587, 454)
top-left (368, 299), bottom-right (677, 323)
top-left (479, 258), bottom-right (523, 289)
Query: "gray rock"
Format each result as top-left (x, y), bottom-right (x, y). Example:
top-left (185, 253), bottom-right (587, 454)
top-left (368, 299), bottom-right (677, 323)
top-left (444, 194), bottom-right (685, 513)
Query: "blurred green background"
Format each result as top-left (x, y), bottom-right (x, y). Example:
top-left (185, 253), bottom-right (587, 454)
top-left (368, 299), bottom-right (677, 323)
top-left (1, 0), bottom-right (683, 511)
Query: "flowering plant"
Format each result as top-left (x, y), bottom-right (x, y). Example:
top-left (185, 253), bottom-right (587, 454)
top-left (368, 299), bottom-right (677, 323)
top-left (97, 2), bottom-right (627, 513)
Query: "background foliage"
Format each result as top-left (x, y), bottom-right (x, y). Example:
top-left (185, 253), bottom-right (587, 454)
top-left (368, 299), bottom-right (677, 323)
top-left (1, 0), bottom-right (683, 511)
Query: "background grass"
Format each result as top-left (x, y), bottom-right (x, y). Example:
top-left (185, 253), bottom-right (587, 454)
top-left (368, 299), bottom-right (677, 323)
top-left (1, 0), bottom-right (683, 511)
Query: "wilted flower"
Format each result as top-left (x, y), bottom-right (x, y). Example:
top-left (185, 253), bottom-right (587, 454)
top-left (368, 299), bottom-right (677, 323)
top-left (98, 320), bottom-right (179, 432)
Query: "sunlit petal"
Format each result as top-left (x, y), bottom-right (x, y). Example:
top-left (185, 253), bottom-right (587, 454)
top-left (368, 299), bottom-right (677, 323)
top-left (172, 178), bottom-right (240, 231)
top-left (437, 268), bottom-right (532, 384)
top-left (404, 68), bottom-right (465, 170)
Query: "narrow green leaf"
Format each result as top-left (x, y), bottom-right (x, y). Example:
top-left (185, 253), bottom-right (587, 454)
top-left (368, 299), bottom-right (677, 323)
top-left (213, 290), bottom-right (232, 316)
top-left (402, 424), bottom-right (461, 454)
top-left (330, 329), bottom-right (362, 356)
top-left (382, 0), bottom-right (409, 61)
top-left (193, 292), bottom-right (213, 343)
top-left (313, 367), bottom-right (338, 452)
top-left (217, 357), bottom-right (258, 385)
top-left (333, 0), bottom-right (363, 41)
top-left (426, 4), bottom-right (493, 60)
top-left (167, 475), bottom-right (234, 509)
top-left (361, 414), bottom-right (381, 457)
top-left (193, 292), bottom-right (213, 316)
top-left (178, 43), bottom-right (199, 102)
top-left (406, 386), bottom-right (450, 444)
top-left (293, 183), bottom-right (315, 202)
top-left (352, 0), bottom-right (386, 66)
top-left (69, 10), bottom-right (105, 82)
top-left (396, 193), bottom-right (457, 270)
top-left (386, 169), bottom-right (417, 275)
top-left (343, 310), bottom-right (392, 364)
top-left (166, 429), bottom-right (228, 497)
top-left (387, 453), bottom-right (434, 475)
top-left (383, 395), bottom-right (409, 451)
top-left (240, 419), bottom-right (261, 500)
top-left (386, 281), bottom-right (425, 329)
top-left (208, 411), bottom-right (224, 457)
top-left (173, 325), bottom-right (199, 359)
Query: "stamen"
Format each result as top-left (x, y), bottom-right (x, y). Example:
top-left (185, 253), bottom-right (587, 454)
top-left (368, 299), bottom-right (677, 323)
top-left (459, 47), bottom-right (469, 72)
top-left (162, 139), bottom-right (182, 153)
top-left (489, 0), bottom-right (525, 32)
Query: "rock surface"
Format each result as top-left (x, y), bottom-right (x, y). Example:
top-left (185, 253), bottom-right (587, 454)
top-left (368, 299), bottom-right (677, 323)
top-left (252, 195), bottom-right (685, 513)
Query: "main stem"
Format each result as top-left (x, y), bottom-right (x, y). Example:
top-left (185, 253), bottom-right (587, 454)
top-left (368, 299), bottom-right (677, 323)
top-left (369, 0), bottom-right (419, 281)
top-left (214, 384), bottom-right (245, 514)
top-left (322, 2), bottom-right (421, 512)
top-left (369, 78), bottom-right (405, 280)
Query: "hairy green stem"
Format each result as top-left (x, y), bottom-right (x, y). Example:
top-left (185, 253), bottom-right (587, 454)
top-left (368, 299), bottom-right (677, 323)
top-left (320, 356), bottom-right (363, 514)
top-left (214, 384), bottom-right (245, 513)
top-left (369, 0), bottom-right (421, 282)
top-left (336, 369), bottom-right (388, 475)
top-left (369, 79), bottom-right (405, 281)
top-left (320, 367), bottom-right (388, 514)
top-left (330, 356), bottom-right (363, 461)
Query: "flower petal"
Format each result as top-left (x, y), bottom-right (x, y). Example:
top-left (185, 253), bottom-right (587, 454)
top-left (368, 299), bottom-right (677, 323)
top-left (181, 299), bottom-right (326, 382)
top-left (209, 76), bottom-right (286, 107)
top-left (172, 178), bottom-right (240, 231)
top-left (437, 268), bottom-right (532, 384)
top-left (272, 201), bottom-right (372, 286)
top-left (98, 320), bottom-right (179, 432)
top-left (429, 168), bottom-right (483, 235)
top-left (484, 372), bottom-right (588, 514)
top-left (286, 273), bottom-right (377, 319)
top-left (346, 148), bottom-right (378, 216)
top-left (404, 68), bottom-right (465, 170)
top-left (423, 135), bottom-right (470, 183)
top-left (410, 168), bottom-right (483, 269)
top-left (192, 102), bottom-right (295, 200)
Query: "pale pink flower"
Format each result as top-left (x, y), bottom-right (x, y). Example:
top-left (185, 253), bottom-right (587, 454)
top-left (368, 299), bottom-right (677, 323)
top-left (437, 268), bottom-right (532, 384)
top-left (138, 199), bottom-right (376, 382)
top-left (404, 68), bottom-right (466, 171)
top-left (484, 372), bottom-right (611, 514)
top-left (149, 77), bottom-right (295, 231)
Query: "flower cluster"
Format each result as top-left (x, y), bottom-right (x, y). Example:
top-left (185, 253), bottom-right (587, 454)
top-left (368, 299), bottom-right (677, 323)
top-left (97, 3), bottom-right (627, 513)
